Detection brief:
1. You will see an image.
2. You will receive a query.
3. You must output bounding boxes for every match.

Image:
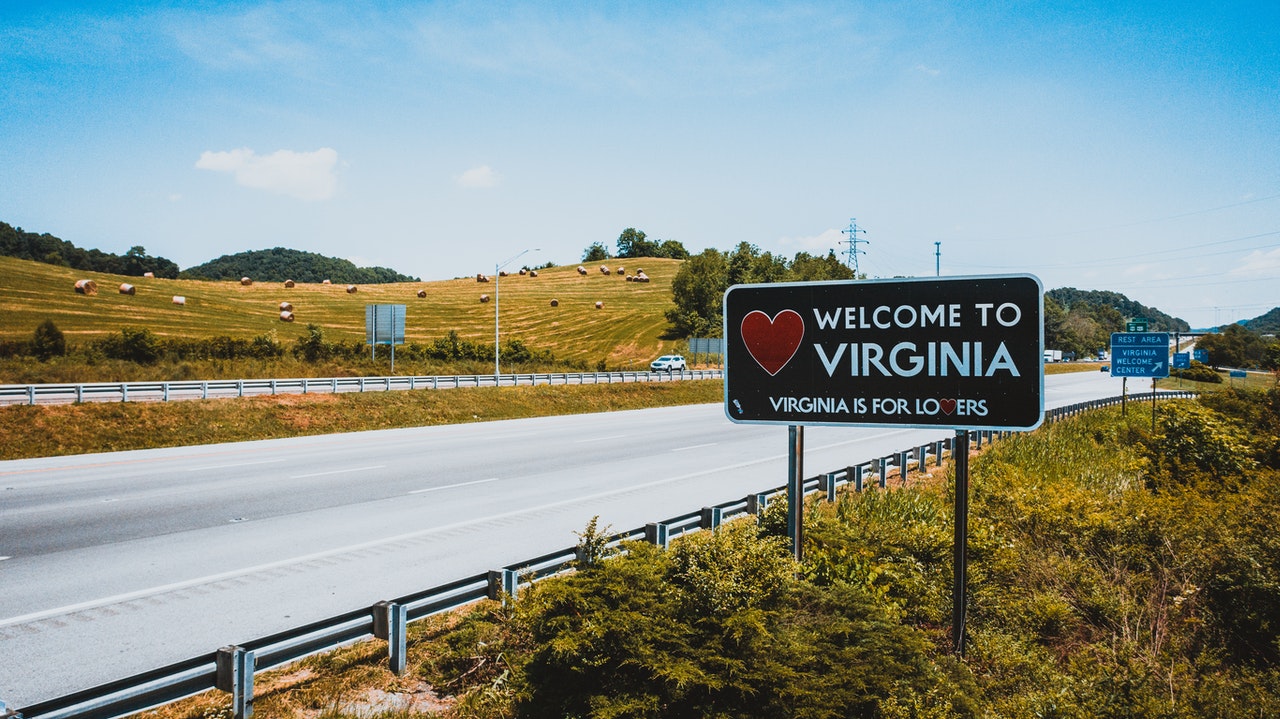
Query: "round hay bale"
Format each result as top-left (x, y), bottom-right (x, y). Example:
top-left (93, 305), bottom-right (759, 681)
top-left (599, 265), bottom-right (610, 275)
top-left (74, 279), bottom-right (98, 295)
top-left (577, 266), bottom-right (587, 275)
top-left (476, 273), bottom-right (490, 283)
top-left (529, 270), bottom-right (538, 277)
top-left (499, 270), bottom-right (508, 277)
top-left (143, 271), bottom-right (155, 278)
top-left (617, 266), bottom-right (625, 275)
top-left (550, 298), bottom-right (559, 307)
top-left (626, 275), bottom-right (633, 282)
top-left (519, 268), bottom-right (527, 275)
top-left (279, 310), bottom-right (295, 322)
top-left (240, 277), bottom-right (252, 286)
top-left (172, 295), bottom-right (186, 306)
top-left (279, 301), bottom-right (293, 312)
top-left (416, 289), bottom-right (427, 298)
top-left (284, 279), bottom-right (295, 288)
top-left (595, 300), bottom-right (603, 309)
top-left (118, 283), bottom-right (136, 295)
top-left (346, 285), bottom-right (358, 293)
top-left (322, 279), bottom-right (332, 285)
top-left (480, 294), bottom-right (491, 303)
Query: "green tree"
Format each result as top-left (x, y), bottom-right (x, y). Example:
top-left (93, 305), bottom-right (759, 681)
top-left (666, 249), bottom-right (728, 338)
top-left (31, 319), bottom-right (66, 360)
top-left (657, 239), bottom-right (689, 260)
top-left (293, 324), bottom-right (331, 363)
top-left (581, 242), bottom-right (610, 262)
top-left (616, 227), bottom-right (660, 259)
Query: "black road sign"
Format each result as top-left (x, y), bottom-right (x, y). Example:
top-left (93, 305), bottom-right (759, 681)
top-left (723, 275), bottom-right (1044, 430)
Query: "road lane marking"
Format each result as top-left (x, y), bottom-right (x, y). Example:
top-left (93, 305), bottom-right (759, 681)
top-left (574, 434), bottom-right (626, 443)
top-left (409, 477), bottom-right (501, 494)
top-left (184, 459), bottom-right (286, 472)
top-left (671, 443), bottom-right (718, 452)
top-left (290, 465), bottom-right (385, 479)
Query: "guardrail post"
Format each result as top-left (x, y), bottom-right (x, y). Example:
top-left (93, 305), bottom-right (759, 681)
top-left (818, 473), bottom-right (838, 502)
top-left (848, 465), bottom-right (863, 492)
top-left (487, 569), bottom-right (519, 603)
top-left (216, 645), bottom-right (255, 719)
top-left (700, 507), bottom-right (723, 529)
top-left (878, 458), bottom-right (888, 488)
top-left (237, 380), bottom-right (244, 397)
top-left (645, 522), bottom-right (669, 548)
top-left (121, 383), bottom-right (128, 402)
top-left (917, 446), bottom-right (927, 473)
top-left (270, 379), bottom-right (277, 395)
top-left (747, 492), bottom-right (768, 515)
top-left (162, 382), bottom-right (170, 401)
top-left (372, 601), bottom-right (408, 675)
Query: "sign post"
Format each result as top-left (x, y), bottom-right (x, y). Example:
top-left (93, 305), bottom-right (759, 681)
top-left (724, 275), bottom-right (1044, 656)
top-left (1110, 332), bottom-right (1169, 431)
top-left (366, 304), bottom-right (407, 373)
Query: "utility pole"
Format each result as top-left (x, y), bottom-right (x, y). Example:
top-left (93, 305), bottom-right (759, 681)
top-left (935, 241), bottom-right (941, 277)
top-left (842, 218), bottom-right (868, 276)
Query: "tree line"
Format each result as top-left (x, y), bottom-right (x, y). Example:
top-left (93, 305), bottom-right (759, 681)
top-left (1, 221), bottom-right (180, 278)
top-left (182, 247), bottom-right (419, 283)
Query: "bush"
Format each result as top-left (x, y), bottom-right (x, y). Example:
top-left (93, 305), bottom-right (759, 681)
top-left (31, 319), bottom-right (66, 360)
top-left (1170, 361), bottom-right (1222, 383)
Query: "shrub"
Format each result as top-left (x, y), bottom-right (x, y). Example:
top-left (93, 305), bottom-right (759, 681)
top-left (31, 319), bottom-right (66, 360)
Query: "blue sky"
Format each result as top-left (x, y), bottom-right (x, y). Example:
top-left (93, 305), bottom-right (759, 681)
top-left (1, 1), bottom-right (1276, 328)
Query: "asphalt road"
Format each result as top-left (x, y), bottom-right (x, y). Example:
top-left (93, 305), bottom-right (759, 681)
top-left (1, 369), bottom-right (1131, 707)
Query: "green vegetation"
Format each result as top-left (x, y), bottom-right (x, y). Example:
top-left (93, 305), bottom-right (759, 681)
top-left (0, 254), bottom-right (689, 379)
top-left (1239, 306), bottom-right (1280, 334)
top-left (141, 389), bottom-right (1280, 719)
top-left (0, 379), bottom-right (723, 460)
top-left (666, 243), bottom-right (855, 337)
top-left (1, 220), bottom-right (179, 278)
top-left (182, 247), bottom-right (419, 284)
top-left (583, 228), bottom-right (691, 262)
top-left (1196, 323), bottom-right (1280, 370)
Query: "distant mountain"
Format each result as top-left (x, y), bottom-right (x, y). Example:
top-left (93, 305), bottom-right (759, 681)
top-left (0, 221), bottom-right (180, 278)
top-left (182, 247), bottom-right (419, 284)
top-left (1047, 288), bottom-right (1190, 332)
top-left (1239, 307), bottom-right (1280, 334)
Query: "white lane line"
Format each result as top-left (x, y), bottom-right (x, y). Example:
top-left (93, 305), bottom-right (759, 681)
top-left (408, 477), bottom-right (501, 494)
top-left (185, 459), bottom-right (286, 472)
top-left (291, 465), bottom-right (385, 479)
top-left (0, 556), bottom-right (11, 562)
top-left (671, 443), bottom-right (718, 452)
top-left (574, 434), bottom-right (626, 443)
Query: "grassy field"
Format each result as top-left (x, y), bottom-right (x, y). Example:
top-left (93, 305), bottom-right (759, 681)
top-left (0, 256), bottom-right (685, 369)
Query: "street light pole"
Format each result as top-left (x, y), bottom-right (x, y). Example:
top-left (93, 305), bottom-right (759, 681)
top-left (495, 248), bottom-right (536, 380)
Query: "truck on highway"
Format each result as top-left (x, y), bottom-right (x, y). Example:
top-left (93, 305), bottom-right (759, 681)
top-left (1043, 349), bottom-right (1063, 363)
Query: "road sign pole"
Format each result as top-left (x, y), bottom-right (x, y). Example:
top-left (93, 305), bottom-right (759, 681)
top-left (1152, 379), bottom-right (1157, 432)
top-left (952, 429), bottom-right (969, 656)
top-left (787, 425), bottom-right (804, 563)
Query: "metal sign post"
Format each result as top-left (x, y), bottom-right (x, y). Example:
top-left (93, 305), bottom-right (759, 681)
top-left (722, 274), bottom-right (1044, 656)
top-left (952, 429), bottom-right (970, 656)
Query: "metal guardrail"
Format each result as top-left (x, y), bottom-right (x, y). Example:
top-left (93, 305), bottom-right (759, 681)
top-left (4, 390), bottom-right (1197, 719)
top-left (0, 369), bottom-right (724, 406)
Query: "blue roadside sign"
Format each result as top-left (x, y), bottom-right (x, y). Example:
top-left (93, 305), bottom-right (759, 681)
top-left (1194, 348), bottom-right (1209, 363)
top-left (1173, 352), bottom-right (1190, 369)
top-left (1230, 370), bottom-right (1247, 378)
top-left (1109, 332), bottom-right (1170, 378)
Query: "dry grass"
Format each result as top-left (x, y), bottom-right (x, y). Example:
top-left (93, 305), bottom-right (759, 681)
top-left (0, 256), bottom-right (686, 368)
top-left (0, 379), bottom-right (724, 459)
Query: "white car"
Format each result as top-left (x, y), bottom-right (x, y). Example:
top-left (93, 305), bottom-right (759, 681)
top-left (651, 355), bottom-right (687, 372)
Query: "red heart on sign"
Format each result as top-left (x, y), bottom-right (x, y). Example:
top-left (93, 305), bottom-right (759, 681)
top-left (940, 398), bottom-right (956, 415)
top-left (740, 309), bottom-right (805, 376)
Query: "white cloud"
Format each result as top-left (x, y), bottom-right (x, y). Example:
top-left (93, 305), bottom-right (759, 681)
top-left (1229, 247), bottom-right (1280, 278)
top-left (195, 147), bottom-right (339, 201)
top-left (778, 228), bottom-right (844, 253)
top-left (457, 165), bottom-right (500, 189)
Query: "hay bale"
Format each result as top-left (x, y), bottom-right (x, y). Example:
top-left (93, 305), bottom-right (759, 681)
top-left (322, 279), bottom-right (332, 285)
top-left (480, 294), bottom-right (491, 303)
top-left (599, 265), bottom-right (610, 275)
top-left (416, 289), bottom-right (427, 298)
top-left (499, 270), bottom-right (508, 277)
top-left (346, 285), bottom-right (358, 293)
top-left (74, 279), bottom-right (98, 295)
top-left (143, 271), bottom-right (155, 278)
top-left (626, 275), bottom-right (633, 282)
top-left (118, 283), bottom-right (136, 295)
top-left (634, 271), bottom-right (650, 283)
top-left (550, 299), bottom-right (559, 307)
top-left (476, 273), bottom-right (490, 283)
top-left (595, 300), bottom-right (603, 309)
top-left (279, 301), bottom-right (293, 312)
top-left (172, 295), bottom-right (186, 306)
top-left (529, 270), bottom-right (538, 277)
top-left (519, 268), bottom-right (527, 275)
top-left (617, 266), bottom-right (624, 275)
top-left (240, 277), bottom-right (252, 286)
top-left (577, 266), bottom-right (587, 275)
top-left (284, 279), bottom-right (295, 288)
top-left (279, 310), bottom-right (295, 322)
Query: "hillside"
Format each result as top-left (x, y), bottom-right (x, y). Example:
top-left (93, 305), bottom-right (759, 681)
top-left (0, 255), bottom-right (683, 368)
top-left (182, 247), bottom-right (419, 284)
top-left (1047, 287), bottom-right (1189, 331)
top-left (1240, 306), bottom-right (1280, 334)
top-left (0, 221), bottom-right (179, 278)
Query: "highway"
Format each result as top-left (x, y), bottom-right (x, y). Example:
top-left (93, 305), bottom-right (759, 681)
top-left (1, 369), bottom-right (1132, 707)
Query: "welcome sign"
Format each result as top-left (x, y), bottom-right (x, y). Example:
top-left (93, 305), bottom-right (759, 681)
top-left (723, 275), bottom-right (1044, 429)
